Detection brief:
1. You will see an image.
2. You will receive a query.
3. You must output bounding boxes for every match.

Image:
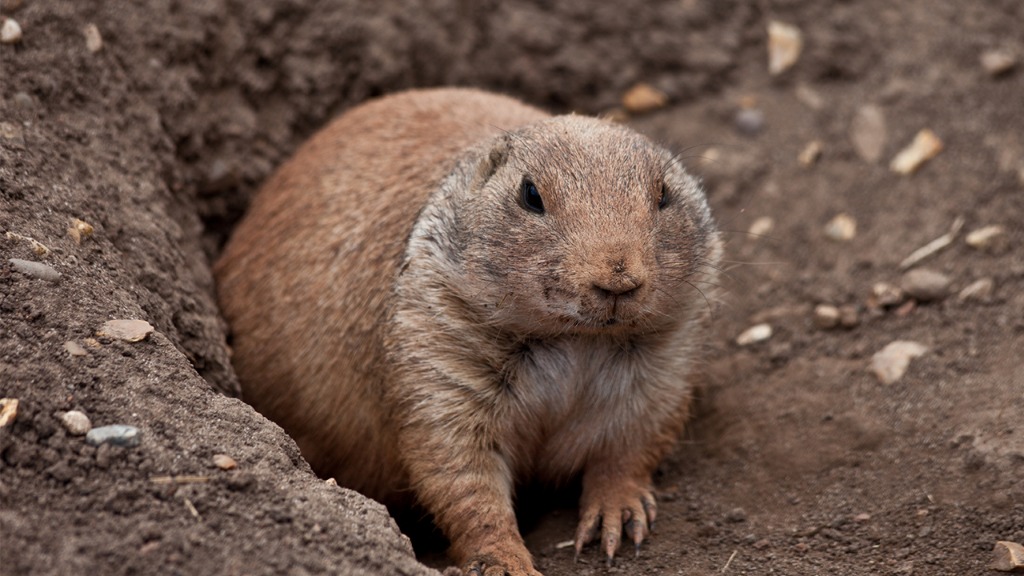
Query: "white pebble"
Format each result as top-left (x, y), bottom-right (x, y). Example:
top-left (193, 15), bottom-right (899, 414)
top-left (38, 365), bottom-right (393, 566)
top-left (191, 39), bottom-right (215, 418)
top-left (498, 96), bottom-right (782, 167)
top-left (9, 259), bottom-right (61, 282)
top-left (901, 268), bottom-right (951, 302)
top-left (61, 411), bottom-right (92, 436)
top-left (86, 424), bottom-right (141, 447)
top-left (965, 225), bottom-right (1009, 254)
top-left (767, 21), bottom-right (803, 76)
top-left (870, 341), bottom-right (928, 384)
top-left (748, 217), bottom-right (774, 237)
top-left (850, 105), bottom-right (887, 163)
top-left (824, 213), bottom-right (857, 242)
top-left (958, 278), bottom-right (994, 303)
top-left (97, 319), bottom-right (154, 342)
top-left (813, 305), bottom-right (841, 330)
top-left (83, 23), bottom-right (103, 53)
top-left (1, 18), bottom-right (22, 44)
top-left (890, 129), bottom-right (943, 175)
top-left (736, 323), bottom-right (773, 346)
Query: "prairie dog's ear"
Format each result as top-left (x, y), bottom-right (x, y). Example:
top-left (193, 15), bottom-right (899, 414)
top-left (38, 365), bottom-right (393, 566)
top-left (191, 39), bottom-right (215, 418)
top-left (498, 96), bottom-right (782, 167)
top-left (475, 134), bottom-right (512, 184)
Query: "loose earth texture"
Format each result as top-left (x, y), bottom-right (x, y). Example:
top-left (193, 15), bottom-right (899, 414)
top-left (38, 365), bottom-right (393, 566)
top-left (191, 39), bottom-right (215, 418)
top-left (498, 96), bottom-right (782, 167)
top-left (1, 1), bottom-right (1021, 576)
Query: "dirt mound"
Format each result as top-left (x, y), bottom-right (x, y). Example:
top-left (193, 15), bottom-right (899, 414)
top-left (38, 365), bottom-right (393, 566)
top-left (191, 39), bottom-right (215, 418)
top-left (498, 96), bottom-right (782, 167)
top-left (2, 1), bottom-right (1022, 575)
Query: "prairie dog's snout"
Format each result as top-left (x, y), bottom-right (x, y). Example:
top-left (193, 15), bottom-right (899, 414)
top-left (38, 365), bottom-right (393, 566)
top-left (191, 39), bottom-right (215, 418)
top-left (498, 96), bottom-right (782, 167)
top-left (215, 88), bottom-right (721, 576)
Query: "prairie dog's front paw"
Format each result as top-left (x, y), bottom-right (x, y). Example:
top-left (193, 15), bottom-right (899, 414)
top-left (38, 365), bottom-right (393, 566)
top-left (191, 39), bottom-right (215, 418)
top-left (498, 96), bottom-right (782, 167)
top-left (574, 477), bottom-right (656, 565)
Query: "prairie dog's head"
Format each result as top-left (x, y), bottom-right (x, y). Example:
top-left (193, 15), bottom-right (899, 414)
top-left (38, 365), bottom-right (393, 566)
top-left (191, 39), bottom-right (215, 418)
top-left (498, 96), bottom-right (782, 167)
top-left (415, 115), bottom-right (721, 338)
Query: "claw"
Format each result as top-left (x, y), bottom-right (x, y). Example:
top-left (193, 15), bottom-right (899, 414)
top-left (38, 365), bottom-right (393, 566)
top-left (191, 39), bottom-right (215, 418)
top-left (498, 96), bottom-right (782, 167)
top-left (606, 554), bottom-right (614, 568)
top-left (635, 541), bottom-right (641, 558)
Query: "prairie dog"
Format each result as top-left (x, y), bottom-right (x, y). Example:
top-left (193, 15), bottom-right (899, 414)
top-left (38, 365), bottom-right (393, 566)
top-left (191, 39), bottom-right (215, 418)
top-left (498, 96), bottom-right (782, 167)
top-left (215, 88), bottom-right (721, 575)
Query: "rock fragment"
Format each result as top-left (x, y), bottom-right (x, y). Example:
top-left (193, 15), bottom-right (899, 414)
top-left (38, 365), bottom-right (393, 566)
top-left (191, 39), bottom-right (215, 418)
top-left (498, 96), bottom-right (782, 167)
top-left (813, 304), bottom-right (841, 329)
top-left (748, 216), bottom-right (774, 237)
top-left (901, 268), bottom-right (951, 302)
top-left (798, 140), bottom-right (823, 167)
top-left (213, 454), bottom-right (238, 470)
top-left (965, 225), bottom-right (1009, 254)
top-left (767, 21), bottom-right (803, 76)
top-left (60, 411), bottom-right (92, 436)
top-left (838, 305), bottom-right (861, 328)
top-left (870, 341), bottom-right (928, 384)
top-left (980, 50), bottom-right (1017, 77)
top-left (958, 278), bottom-right (994, 303)
top-left (1, 17), bottom-right (22, 44)
top-left (824, 213), bottom-right (857, 241)
top-left (9, 259), bottom-right (61, 282)
top-left (890, 129), bottom-right (943, 175)
top-left (5, 232), bottom-right (51, 256)
top-left (67, 218), bottom-right (95, 245)
top-left (991, 541), bottom-right (1024, 572)
top-left (850, 105), bottom-right (887, 163)
top-left (64, 341), bottom-right (89, 356)
top-left (735, 107), bottom-right (765, 135)
top-left (621, 83), bottom-right (667, 114)
top-left (872, 282), bottom-right (905, 308)
top-left (0, 398), bottom-right (18, 427)
top-left (97, 319), bottom-right (154, 342)
top-left (83, 23), bottom-right (103, 53)
top-left (737, 323), bottom-right (773, 346)
top-left (86, 424), bottom-right (141, 447)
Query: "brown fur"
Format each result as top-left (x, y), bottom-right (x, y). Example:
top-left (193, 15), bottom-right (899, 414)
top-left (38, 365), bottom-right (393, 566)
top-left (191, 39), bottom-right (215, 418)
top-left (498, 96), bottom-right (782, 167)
top-left (215, 88), bottom-right (721, 575)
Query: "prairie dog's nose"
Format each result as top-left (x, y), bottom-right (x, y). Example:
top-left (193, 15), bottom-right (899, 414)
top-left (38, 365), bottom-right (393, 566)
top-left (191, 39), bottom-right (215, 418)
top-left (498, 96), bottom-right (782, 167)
top-left (592, 257), bottom-right (646, 300)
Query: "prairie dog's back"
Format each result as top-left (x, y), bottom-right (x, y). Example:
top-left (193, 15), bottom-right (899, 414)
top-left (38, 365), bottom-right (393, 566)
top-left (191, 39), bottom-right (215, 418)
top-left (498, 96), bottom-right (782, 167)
top-left (214, 89), bottom-right (548, 497)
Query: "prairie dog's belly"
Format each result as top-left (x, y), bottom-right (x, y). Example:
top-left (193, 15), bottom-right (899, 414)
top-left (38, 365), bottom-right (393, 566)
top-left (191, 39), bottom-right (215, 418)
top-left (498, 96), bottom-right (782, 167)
top-left (504, 337), bottom-right (660, 483)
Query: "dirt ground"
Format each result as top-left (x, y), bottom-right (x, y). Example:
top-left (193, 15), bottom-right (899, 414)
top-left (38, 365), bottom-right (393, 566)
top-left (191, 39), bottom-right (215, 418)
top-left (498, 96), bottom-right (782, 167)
top-left (2, 1), bottom-right (1022, 575)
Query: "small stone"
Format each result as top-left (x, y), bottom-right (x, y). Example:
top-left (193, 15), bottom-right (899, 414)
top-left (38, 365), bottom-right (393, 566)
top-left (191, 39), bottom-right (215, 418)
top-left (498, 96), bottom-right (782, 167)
top-left (735, 107), bottom-right (764, 135)
top-left (83, 23), bottom-right (103, 53)
top-left (97, 319), bottom-right (154, 343)
top-left (64, 341), bottom-right (88, 357)
top-left (213, 454), bottom-right (237, 470)
top-left (853, 513), bottom-right (872, 523)
top-left (67, 218), bottom-right (95, 245)
top-left (991, 541), bottom-right (1024, 572)
top-left (325, 478), bottom-right (338, 486)
top-left (795, 83), bottom-right (824, 110)
top-left (870, 340), bottom-right (928, 384)
top-left (824, 213), bottom-right (857, 241)
top-left (980, 50), bottom-right (1017, 77)
top-left (798, 140), bottom-right (823, 166)
top-left (86, 424), bottom-right (141, 448)
top-left (736, 323), bottom-right (773, 346)
top-left (5, 232), bottom-right (50, 256)
top-left (965, 225), bottom-right (1009, 254)
top-left (813, 304), bottom-right (841, 329)
top-left (872, 282), bottom-right (905, 308)
top-left (958, 278), bottom-right (994, 303)
top-left (901, 268), bottom-right (951, 302)
top-left (1, 17), bottom-right (23, 44)
top-left (13, 91), bottom-right (33, 108)
top-left (0, 398), bottom-right (18, 427)
top-left (890, 129), bottom-right (943, 175)
top-left (838, 305), bottom-right (860, 328)
top-left (9, 259), bottom-right (61, 282)
top-left (60, 411), bottom-right (92, 436)
top-left (621, 83), bottom-right (668, 114)
top-left (725, 507), bottom-right (748, 523)
top-left (0, 121), bottom-right (21, 143)
top-left (767, 20), bottom-right (803, 76)
top-left (748, 216), bottom-right (774, 237)
top-left (850, 105), bottom-right (887, 163)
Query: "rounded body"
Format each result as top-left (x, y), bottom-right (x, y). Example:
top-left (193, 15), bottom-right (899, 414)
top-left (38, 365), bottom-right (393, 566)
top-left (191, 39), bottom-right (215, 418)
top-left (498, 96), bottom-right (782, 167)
top-left (215, 88), bottom-right (721, 575)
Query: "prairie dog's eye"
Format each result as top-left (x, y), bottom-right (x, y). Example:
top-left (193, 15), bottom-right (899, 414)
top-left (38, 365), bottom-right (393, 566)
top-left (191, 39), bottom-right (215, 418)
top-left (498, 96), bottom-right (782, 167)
top-left (520, 177), bottom-right (544, 214)
top-left (658, 183), bottom-right (669, 210)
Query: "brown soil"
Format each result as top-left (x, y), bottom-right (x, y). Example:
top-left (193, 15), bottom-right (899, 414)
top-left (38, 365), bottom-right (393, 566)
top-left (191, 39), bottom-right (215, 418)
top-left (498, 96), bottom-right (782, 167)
top-left (2, 1), bottom-right (1021, 575)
